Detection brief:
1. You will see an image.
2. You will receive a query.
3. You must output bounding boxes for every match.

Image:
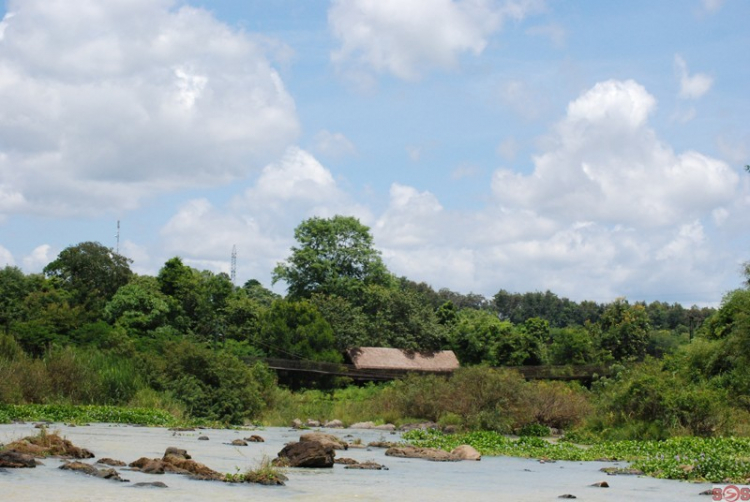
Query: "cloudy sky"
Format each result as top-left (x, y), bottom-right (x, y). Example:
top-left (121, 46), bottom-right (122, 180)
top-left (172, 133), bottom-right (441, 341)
top-left (0, 0), bottom-right (748, 306)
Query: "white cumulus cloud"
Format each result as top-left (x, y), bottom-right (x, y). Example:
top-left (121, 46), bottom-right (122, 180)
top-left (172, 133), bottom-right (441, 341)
top-left (0, 0), bottom-right (299, 219)
top-left (329, 0), bottom-right (545, 81)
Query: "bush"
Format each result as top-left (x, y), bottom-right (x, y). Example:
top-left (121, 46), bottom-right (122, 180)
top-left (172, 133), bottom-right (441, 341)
top-left (523, 380), bottom-right (591, 430)
top-left (589, 358), bottom-right (732, 439)
top-left (160, 340), bottom-right (268, 424)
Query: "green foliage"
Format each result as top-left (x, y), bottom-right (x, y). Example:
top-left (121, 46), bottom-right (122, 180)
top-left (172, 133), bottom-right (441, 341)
top-left (0, 266), bottom-right (29, 335)
top-left (309, 293), bottom-right (369, 350)
top-left (0, 403), bottom-right (177, 426)
top-left (402, 429), bottom-right (750, 483)
top-left (549, 327), bottom-right (599, 365)
top-left (358, 283), bottom-right (447, 350)
top-left (589, 359), bottom-right (733, 438)
top-left (258, 299), bottom-right (341, 363)
top-left (519, 423), bottom-right (551, 437)
top-left (703, 289), bottom-right (750, 340)
top-left (104, 276), bottom-right (171, 335)
top-left (160, 340), bottom-right (269, 423)
top-left (272, 215), bottom-right (391, 300)
top-left (449, 309), bottom-right (512, 365)
top-left (260, 383), bottom-right (385, 426)
top-left (43, 241), bottom-right (133, 316)
top-left (598, 299), bottom-right (650, 361)
top-left (377, 366), bottom-right (589, 433)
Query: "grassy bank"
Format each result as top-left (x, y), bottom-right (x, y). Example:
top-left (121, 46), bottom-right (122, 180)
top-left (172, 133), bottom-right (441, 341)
top-left (0, 403), bottom-right (180, 427)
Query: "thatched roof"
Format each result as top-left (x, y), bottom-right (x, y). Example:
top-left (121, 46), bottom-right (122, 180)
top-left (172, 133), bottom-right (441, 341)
top-left (346, 347), bottom-right (459, 372)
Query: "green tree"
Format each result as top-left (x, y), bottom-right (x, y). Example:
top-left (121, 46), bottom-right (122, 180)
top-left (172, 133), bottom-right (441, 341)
top-left (0, 266), bottom-right (29, 335)
top-left (272, 215), bottom-right (391, 299)
top-left (358, 283), bottom-right (447, 350)
top-left (43, 241), bottom-right (133, 316)
top-left (309, 293), bottom-right (369, 350)
top-left (258, 299), bottom-right (341, 363)
top-left (598, 298), bottom-right (650, 361)
top-left (549, 327), bottom-right (598, 365)
top-left (104, 276), bottom-right (171, 336)
top-left (448, 309), bottom-right (512, 365)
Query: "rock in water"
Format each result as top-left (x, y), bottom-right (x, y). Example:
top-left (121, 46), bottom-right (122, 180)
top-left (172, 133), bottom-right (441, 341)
top-left (59, 461), bottom-right (128, 482)
top-left (385, 446), bottom-right (459, 462)
top-left (132, 481), bottom-right (168, 488)
top-left (299, 432), bottom-right (349, 450)
top-left (275, 441), bottom-right (335, 468)
top-left (163, 447), bottom-right (190, 460)
top-left (451, 445), bottom-right (481, 461)
top-left (0, 451), bottom-right (37, 468)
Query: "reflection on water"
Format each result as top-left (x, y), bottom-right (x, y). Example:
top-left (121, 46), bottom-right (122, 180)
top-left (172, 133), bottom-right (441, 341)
top-left (0, 424), bottom-right (710, 501)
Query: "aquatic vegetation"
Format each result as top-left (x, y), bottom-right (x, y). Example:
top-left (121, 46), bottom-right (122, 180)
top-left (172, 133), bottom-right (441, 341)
top-left (402, 429), bottom-right (750, 482)
top-left (224, 456), bottom-right (287, 485)
top-left (0, 403), bottom-right (178, 426)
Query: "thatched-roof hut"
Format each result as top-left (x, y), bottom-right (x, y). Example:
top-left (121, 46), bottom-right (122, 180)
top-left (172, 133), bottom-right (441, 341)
top-left (346, 347), bottom-right (459, 373)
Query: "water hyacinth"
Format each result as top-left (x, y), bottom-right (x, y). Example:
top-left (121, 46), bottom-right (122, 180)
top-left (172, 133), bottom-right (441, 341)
top-left (401, 430), bottom-right (750, 483)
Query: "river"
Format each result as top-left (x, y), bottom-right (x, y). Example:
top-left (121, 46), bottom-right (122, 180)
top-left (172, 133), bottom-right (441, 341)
top-left (0, 423), bottom-right (712, 501)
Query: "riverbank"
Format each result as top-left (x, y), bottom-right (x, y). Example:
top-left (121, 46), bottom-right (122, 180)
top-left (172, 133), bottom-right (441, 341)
top-left (0, 423), bottom-right (715, 501)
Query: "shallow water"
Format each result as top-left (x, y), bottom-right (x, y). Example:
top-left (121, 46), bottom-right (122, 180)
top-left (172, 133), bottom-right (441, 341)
top-left (0, 423), bottom-right (711, 501)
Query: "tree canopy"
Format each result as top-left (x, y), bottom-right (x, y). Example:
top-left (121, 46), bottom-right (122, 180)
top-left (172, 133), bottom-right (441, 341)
top-left (43, 241), bottom-right (132, 316)
top-left (272, 215), bottom-right (391, 299)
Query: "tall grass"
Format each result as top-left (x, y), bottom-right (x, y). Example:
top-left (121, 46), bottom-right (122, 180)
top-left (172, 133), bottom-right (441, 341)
top-left (0, 334), bottom-right (147, 406)
top-left (261, 383), bottom-right (387, 426)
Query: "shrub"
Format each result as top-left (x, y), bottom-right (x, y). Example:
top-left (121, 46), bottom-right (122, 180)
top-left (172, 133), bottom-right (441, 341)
top-left (523, 380), bottom-right (591, 430)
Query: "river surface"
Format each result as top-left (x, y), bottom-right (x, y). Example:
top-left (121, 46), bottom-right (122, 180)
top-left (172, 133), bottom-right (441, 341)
top-left (0, 423), bottom-right (712, 501)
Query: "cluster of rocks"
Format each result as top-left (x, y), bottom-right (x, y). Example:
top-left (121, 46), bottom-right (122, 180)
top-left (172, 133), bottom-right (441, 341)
top-left (227, 435), bottom-right (265, 446)
top-left (272, 430), bottom-right (482, 469)
top-left (1, 425), bottom-right (484, 490)
top-left (0, 432), bottom-right (269, 488)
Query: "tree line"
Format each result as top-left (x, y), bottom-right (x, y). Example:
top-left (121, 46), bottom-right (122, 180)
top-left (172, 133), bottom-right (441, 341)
top-left (2, 214), bottom-right (748, 428)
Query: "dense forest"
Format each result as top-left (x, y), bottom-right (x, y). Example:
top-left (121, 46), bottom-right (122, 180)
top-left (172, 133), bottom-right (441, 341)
top-left (1, 215), bottom-right (748, 440)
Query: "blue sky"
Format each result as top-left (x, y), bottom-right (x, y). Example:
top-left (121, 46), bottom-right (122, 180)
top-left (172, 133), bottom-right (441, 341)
top-left (0, 0), bottom-right (748, 306)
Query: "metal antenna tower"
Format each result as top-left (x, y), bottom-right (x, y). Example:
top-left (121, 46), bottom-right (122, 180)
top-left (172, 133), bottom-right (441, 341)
top-left (116, 220), bottom-right (120, 254)
top-left (230, 245), bottom-right (237, 284)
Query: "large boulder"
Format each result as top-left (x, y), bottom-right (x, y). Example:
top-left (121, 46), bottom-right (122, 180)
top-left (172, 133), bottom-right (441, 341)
top-left (385, 446), bottom-right (459, 462)
top-left (451, 445), bottom-right (481, 461)
top-left (324, 419), bottom-right (344, 428)
top-left (0, 451), bottom-right (37, 468)
top-left (299, 432), bottom-right (348, 450)
top-left (275, 441), bottom-right (335, 468)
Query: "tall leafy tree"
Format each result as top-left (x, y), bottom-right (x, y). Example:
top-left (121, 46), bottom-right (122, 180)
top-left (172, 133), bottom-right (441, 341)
top-left (272, 215), bottom-right (391, 299)
top-left (43, 241), bottom-right (132, 316)
top-left (0, 266), bottom-right (28, 335)
top-left (598, 298), bottom-right (650, 361)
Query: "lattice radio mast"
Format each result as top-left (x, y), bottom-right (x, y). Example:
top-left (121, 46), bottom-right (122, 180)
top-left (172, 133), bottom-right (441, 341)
top-left (230, 245), bottom-right (237, 284)
top-left (116, 220), bottom-right (120, 254)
